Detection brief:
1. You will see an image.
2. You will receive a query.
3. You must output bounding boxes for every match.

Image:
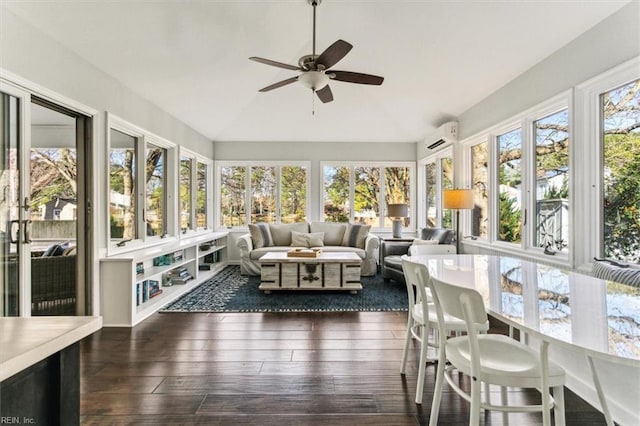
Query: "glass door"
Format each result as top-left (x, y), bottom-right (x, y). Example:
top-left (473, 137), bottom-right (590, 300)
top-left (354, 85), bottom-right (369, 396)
top-left (0, 90), bottom-right (23, 316)
top-left (1, 81), bottom-right (91, 317)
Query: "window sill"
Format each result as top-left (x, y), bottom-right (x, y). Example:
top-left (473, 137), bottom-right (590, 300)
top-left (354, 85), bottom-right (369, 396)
top-left (460, 239), bottom-right (571, 270)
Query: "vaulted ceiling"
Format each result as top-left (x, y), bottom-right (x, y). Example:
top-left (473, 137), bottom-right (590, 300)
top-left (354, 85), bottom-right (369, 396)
top-left (4, 0), bottom-right (631, 142)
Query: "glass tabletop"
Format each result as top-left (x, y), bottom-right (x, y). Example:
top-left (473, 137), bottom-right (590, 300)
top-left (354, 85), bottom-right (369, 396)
top-left (408, 254), bottom-right (640, 362)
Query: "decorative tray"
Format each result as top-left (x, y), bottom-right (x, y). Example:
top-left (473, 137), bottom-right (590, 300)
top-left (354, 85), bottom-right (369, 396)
top-left (287, 248), bottom-right (322, 258)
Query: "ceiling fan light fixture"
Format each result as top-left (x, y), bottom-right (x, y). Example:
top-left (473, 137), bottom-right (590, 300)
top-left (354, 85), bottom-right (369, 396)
top-left (298, 71), bottom-right (329, 91)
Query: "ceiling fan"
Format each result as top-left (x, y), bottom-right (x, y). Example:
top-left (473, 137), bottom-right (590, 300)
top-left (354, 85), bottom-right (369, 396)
top-left (249, 0), bottom-right (384, 104)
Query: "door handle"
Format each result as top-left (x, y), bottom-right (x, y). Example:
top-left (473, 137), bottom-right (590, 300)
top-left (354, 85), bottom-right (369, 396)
top-left (10, 220), bottom-right (19, 244)
top-left (24, 220), bottom-right (32, 244)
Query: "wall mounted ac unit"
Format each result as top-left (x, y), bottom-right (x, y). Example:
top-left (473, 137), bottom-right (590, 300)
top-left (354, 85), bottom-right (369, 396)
top-left (425, 121), bottom-right (458, 150)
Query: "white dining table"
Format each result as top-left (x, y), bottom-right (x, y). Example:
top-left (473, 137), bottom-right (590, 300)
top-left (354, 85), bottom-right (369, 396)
top-left (407, 254), bottom-right (640, 426)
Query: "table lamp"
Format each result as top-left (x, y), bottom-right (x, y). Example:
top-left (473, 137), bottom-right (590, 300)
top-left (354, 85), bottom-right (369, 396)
top-left (387, 203), bottom-right (409, 238)
top-left (443, 189), bottom-right (474, 252)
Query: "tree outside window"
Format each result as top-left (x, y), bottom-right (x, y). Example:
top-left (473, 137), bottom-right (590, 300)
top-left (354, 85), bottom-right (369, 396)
top-left (498, 128), bottom-right (522, 243)
top-left (602, 79), bottom-right (640, 263)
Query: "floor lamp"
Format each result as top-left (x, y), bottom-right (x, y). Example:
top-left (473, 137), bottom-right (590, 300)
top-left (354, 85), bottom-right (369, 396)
top-left (443, 189), bottom-right (474, 253)
top-left (387, 203), bottom-right (409, 238)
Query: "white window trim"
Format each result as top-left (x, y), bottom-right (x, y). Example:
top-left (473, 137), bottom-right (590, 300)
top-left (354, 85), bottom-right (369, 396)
top-left (215, 160), bottom-right (311, 230)
top-left (417, 147), bottom-right (453, 230)
top-left (320, 161), bottom-right (416, 232)
top-left (574, 56), bottom-right (640, 266)
top-left (459, 91), bottom-right (572, 266)
top-left (178, 147), bottom-right (213, 236)
top-left (106, 113), bottom-right (177, 255)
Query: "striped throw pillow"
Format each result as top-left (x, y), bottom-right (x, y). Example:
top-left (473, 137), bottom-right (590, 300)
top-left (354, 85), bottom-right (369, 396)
top-left (341, 224), bottom-right (371, 249)
top-left (248, 223), bottom-right (274, 249)
top-left (592, 260), bottom-right (640, 287)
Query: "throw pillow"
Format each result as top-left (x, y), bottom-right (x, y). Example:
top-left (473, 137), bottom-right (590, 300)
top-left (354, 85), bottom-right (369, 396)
top-left (42, 241), bottom-right (69, 257)
top-left (341, 223), bottom-right (371, 249)
top-left (291, 231), bottom-right (325, 247)
top-left (248, 223), bottom-right (274, 249)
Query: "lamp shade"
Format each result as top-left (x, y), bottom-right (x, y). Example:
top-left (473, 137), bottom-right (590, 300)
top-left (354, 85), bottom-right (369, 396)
top-left (387, 203), bottom-right (409, 218)
top-left (443, 189), bottom-right (474, 210)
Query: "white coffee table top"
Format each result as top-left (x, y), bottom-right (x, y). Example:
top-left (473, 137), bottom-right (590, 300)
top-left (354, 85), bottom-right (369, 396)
top-left (260, 251), bottom-right (361, 263)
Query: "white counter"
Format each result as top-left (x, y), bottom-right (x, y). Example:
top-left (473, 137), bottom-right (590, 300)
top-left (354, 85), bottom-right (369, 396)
top-left (0, 316), bottom-right (102, 381)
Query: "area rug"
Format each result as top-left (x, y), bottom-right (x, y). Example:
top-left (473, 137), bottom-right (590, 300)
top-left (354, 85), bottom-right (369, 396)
top-left (160, 265), bottom-right (408, 313)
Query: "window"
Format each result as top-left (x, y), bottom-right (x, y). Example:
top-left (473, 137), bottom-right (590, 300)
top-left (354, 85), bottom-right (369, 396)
top-left (280, 165), bottom-right (307, 223)
top-left (180, 151), bottom-right (212, 233)
top-left (218, 162), bottom-right (309, 227)
top-left (471, 141), bottom-right (489, 239)
top-left (196, 161), bottom-right (208, 228)
top-left (601, 78), bottom-right (640, 262)
top-left (109, 129), bottom-right (137, 241)
top-left (497, 128), bottom-right (522, 243)
top-left (251, 166), bottom-right (276, 223)
top-left (461, 93), bottom-right (570, 258)
top-left (534, 109), bottom-right (569, 252)
top-left (420, 151), bottom-right (451, 229)
top-left (322, 162), bottom-right (413, 229)
top-left (180, 156), bottom-right (192, 232)
top-left (146, 143), bottom-right (166, 236)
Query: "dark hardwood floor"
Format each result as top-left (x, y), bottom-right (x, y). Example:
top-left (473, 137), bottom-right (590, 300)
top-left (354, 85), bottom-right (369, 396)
top-left (80, 311), bottom-right (607, 425)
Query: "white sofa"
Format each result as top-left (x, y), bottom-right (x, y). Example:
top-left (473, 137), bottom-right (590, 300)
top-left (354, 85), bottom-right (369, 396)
top-left (236, 222), bottom-right (379, 276)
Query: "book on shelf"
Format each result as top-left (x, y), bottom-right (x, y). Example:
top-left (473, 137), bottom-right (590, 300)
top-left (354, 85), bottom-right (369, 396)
top-left (136, 262), bottom-right (144, 276)
top-left (136, 283), bottom-right (141, 306)
top-left (199, 263), bottom-right (213, 271)
top-left (142, 280), bottom-right (150, 302)
top-left (171, 275), bottom-right (193, 285)
top-left (172, 250), bottom-right (184, 262)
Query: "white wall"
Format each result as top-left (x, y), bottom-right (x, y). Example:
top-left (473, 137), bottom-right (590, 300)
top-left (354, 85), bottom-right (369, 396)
top-left (0, 8), bottom-right (213, 158)
top-left (457, 1), bottom-right (640, 140)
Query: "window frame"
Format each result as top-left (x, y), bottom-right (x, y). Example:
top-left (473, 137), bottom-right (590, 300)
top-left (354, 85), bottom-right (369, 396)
top-left (215, 160), bottom-right (310, 229)
top-left (320, 161), bottom-right (415, 232)
top-left (575, 56), bottom-right (640, 265)
top-left (106, 114), bottom-right (177, 254)
top-left (417, 147), bottom-right (453, 230)
top-left (179, 147), bottom-right (213, 236)
top-left (460, 91), bottom-right (572, 263)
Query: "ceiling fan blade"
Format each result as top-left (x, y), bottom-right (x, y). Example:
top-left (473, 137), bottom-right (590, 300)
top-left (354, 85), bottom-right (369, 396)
top-left (316, 40), bottom-right (353, 70)
top-left (330, 71), bottom-right (384, 85)
top-left (259, 76), bottom-right (299, 92)
top-left (249, 57), bottom-right (301, 71)
top-left (316, 85), bottom-right (334, 103)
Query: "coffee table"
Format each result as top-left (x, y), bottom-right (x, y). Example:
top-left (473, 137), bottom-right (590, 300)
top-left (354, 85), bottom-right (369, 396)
top-left (258, 252), bottom-right (362, 294)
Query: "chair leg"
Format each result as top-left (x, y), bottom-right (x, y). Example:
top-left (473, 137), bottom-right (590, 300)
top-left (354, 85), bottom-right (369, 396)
top-left (415, 325), bottom-right (428, 404)
top-left (400, 317), bottom-right (413, 374)
top-left (470, 377), bottom-right (481, 426)
top-left (541, 384), bottom-right (551, 426)
top-left (553, 385), bottom-right (566, 426)
top-left (501, 386), bottom-right (509, 426)
top-left (428, 342), bottom-right (447, 426)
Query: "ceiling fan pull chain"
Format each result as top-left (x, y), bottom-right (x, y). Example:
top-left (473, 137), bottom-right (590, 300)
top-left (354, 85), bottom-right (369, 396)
top-left (312, 90), bottom-right (316, 115)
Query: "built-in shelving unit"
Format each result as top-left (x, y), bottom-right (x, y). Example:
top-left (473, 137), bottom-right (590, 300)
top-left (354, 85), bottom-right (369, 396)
top-left (100, 231), bottom-right (228, 327)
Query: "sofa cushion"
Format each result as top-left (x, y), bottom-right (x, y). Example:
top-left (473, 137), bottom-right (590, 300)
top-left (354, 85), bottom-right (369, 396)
top-left (309, 222), bottom-right (347, 246)
top-left (248, 223), bottom-right (274, 249)
top-left (249, 246), bottom-right (294, 260)
top-left (317, 245), bottom-right (366, 260)
top-left (291, 231), bottom-right (325, 247)
top-left (269, 222), bottom-right (310, 246)
top-left (342, 223), bottom-right (370, 249)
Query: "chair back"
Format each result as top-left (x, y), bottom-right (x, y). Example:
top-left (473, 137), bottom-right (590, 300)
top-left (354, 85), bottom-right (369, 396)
top-left (428, 277), bottom-right (488, 333)
top-left (409, 244), bottom-right (457, 256)
top-left (401, 255), bottom-right (432, 309)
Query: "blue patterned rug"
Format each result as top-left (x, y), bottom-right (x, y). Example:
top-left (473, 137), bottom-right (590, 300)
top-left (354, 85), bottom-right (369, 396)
top-left (160, 265), bottom-right (408, 313)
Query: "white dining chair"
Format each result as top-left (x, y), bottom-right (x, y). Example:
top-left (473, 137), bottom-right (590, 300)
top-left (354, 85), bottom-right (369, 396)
top-left (428, 276), bottom-right (566, 426)
top-left (399, 256), bottom-right (470, 404)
